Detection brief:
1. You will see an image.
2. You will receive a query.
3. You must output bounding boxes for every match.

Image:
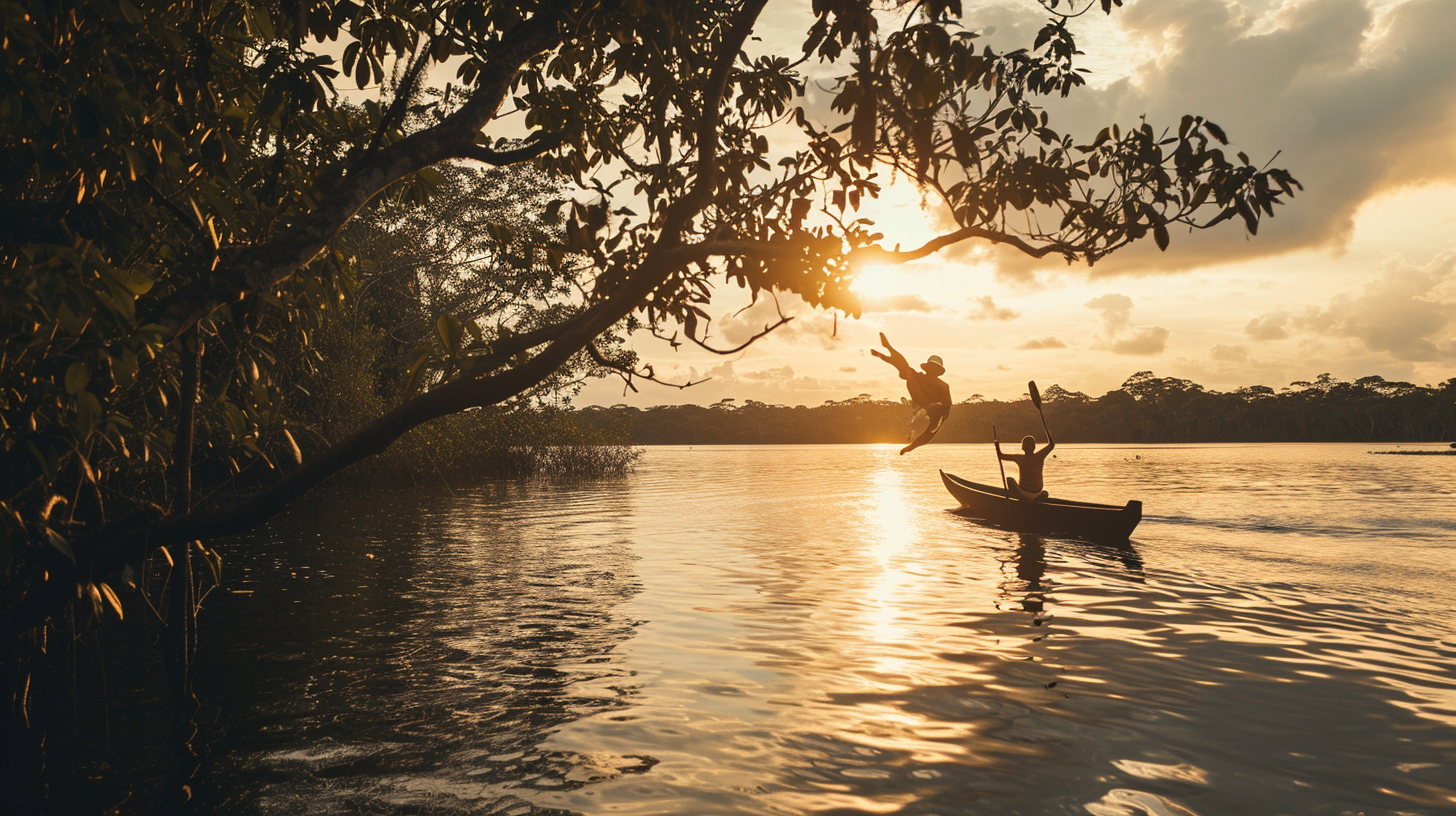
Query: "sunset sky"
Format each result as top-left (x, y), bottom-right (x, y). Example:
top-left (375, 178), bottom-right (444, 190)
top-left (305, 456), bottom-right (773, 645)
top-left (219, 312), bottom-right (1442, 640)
top-left (576, 0), bottom-right (1456, 407)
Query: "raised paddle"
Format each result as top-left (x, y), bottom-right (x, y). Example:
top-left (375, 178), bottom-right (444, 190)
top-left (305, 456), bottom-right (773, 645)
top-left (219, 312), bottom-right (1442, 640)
top-left (1028, 380), bottom-right (1051, 442)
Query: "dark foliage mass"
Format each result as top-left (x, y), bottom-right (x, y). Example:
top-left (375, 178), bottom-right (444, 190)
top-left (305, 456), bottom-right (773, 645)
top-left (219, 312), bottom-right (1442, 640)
top-left (2, 0), bottom-right (1298, 806)
top-left (579, 373), bottom-right (1456, 445)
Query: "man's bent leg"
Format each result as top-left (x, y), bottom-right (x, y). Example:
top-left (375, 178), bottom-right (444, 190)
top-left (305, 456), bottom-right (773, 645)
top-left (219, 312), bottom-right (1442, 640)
top-left (1006, 477), bottom-right (1048, 502)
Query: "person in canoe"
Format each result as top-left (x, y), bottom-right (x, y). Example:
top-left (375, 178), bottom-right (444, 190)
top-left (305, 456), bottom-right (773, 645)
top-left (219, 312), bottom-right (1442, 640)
top-left (871, 333), bottom-right (950, 455)
top-left (996, 433), bottom-right (1055, 501)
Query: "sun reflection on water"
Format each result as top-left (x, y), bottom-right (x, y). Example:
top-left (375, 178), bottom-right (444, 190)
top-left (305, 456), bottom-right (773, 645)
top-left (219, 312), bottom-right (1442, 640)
top-left (862, 468), bottom-right (917, 648)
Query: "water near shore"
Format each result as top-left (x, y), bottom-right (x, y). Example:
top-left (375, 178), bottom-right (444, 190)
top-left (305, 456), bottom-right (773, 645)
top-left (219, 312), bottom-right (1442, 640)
top-left (189, 443), bottom-right (1456, 815)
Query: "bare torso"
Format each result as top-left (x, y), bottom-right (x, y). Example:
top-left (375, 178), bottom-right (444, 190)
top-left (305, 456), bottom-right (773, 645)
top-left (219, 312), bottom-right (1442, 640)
top-left (1000, 445), bottom-right (1053, 494)
top-left (1003, 453), bottom-right (1046, 493)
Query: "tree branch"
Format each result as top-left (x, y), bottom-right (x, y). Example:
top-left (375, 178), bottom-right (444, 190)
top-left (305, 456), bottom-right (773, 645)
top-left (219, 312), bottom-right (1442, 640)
top-left (147, 7), bottom-right (568, 337)
top-left (688, 292), bottom-right (793, 355)
top-left (457, 134), bottom-right (562, 166)
top-left (659, 0), bottom-right (771, 238)
top-left (364, 41), bottom-right (435, 157)
top-left (2, 231), bottom-right (697, 645)
top-left (586, 342), bottom-right (708, 394)
top-left (849, 225), bottom-right (1067, 265)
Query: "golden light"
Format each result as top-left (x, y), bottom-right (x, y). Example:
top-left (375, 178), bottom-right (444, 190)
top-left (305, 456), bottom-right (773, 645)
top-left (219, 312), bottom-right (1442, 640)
top-left (850, 264), bottom-right (900, 301)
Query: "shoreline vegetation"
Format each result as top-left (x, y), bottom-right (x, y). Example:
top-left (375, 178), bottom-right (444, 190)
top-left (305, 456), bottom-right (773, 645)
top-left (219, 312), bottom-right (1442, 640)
top-left (302, 407), bottom-right (641, 488)
top-left (574, 372), bottom-right (1455, 446)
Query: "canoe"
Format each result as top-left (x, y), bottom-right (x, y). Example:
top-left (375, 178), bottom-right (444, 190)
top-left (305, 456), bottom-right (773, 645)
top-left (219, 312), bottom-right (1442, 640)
top-left (940, 470), bottom-right (1142, 543)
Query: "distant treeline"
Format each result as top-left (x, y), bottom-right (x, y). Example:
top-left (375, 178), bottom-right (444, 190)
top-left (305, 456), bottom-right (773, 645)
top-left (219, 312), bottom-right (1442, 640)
top-left (574, 372), bottom-right (1456, 445)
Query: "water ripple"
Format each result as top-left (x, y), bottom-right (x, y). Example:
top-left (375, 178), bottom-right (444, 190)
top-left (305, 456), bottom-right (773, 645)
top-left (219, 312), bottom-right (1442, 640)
top-left (193, 445), bottom-right (1456, 815)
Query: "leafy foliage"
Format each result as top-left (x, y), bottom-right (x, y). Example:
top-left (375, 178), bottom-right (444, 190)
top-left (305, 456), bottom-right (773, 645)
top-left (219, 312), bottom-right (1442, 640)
top-left (2, 0), bottom-right (1296, 638)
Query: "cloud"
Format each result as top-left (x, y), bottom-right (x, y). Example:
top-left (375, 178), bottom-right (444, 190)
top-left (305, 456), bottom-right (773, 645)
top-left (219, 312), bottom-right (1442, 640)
top-left (1210, 343), bottom-right (1250, 362)
top-left (862, 294), bottom-right (937, 313)
top-left (1085, 293), bottom-right (1135, 333)
top-left (839, 366), bottom-right (857, 373)
top-left (1085, 293), bottom-right (1170, 355)
top-left (966, 295), bottom-right (1020, 321)
top-left (1292, 252), bottom-right (1456, 361)
top-left (739, 365), bottom-right (796, 383)
top-left (1245, 311), bottom-right (1291, 341)
top-left (979, 0), bottom-right (1456, 277)
top-left (1018, 336), bottom-right (1068, 350)
top-left (1110, 326), bottom-right (1171, 356)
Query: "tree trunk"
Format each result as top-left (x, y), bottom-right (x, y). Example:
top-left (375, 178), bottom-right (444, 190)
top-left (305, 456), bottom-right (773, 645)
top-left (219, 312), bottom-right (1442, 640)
top-left (162, 333), bottom-right (202, 803)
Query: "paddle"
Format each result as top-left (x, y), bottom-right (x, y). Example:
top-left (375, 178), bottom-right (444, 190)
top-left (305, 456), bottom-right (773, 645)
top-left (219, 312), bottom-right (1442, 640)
top-left (1028, 380), bottom-right (1051, 442)
top-left (993, 424), bottom-right (1011, 508)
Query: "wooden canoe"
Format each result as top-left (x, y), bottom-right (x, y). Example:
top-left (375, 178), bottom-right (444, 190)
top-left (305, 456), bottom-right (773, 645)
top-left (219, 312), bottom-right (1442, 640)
top-left (940, 470), bottom-right (1142, 543)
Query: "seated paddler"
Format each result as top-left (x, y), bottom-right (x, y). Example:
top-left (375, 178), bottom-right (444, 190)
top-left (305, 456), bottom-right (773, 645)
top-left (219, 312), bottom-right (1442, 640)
top-left (870, 333), bottom-right (950, 455)
top-left (996, 433), bottom-right (1055, 501)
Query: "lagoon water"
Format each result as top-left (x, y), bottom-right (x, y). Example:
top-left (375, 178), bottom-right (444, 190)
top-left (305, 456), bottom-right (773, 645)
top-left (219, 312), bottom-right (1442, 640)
top-left (195, 444), bottom-right (1456, 815)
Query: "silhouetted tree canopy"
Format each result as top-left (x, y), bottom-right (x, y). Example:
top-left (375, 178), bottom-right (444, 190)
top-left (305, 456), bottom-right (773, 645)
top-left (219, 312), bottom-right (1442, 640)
top-left (2, 0), bottom-right (1298, 644)
top-left (578, 373), bottom-right (1456, 445)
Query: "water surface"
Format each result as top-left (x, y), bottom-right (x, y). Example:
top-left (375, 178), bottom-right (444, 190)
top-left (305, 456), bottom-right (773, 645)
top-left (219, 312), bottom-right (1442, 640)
top-left (197, 443), bottom-right (1456, 815)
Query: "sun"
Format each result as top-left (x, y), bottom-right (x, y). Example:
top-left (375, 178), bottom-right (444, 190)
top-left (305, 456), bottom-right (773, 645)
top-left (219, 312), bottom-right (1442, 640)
top-left (851, 265), bottom-right (899, 300)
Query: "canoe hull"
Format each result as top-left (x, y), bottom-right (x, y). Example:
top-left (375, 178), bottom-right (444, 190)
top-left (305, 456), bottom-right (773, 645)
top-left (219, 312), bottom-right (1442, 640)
top-left (940, 471), bottom-right (1142, 543)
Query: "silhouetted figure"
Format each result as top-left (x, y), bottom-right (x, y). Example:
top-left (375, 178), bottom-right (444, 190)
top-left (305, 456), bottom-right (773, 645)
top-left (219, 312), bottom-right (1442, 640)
top-left (871, 333), bottom-right (950, 455)
top-left (996, 433), bottom-right (1055, 501)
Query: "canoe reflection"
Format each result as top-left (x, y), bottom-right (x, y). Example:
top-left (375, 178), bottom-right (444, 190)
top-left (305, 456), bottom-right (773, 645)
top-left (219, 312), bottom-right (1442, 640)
top-left (977, 529), bottom-right (1145, 616)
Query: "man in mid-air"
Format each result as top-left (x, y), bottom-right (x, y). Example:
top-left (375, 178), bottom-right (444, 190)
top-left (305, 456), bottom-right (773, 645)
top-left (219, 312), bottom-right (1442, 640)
top-left (871, 333), bottom-right (950, 455)
top-left (996, 433), bottom-right (1056, 501)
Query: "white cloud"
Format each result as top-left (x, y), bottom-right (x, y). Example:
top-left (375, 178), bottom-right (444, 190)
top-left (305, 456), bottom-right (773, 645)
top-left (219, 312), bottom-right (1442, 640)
top-left (979, 0), bottom-right (1456, 277)
top-left (966, 295), bottom-right (1020, 321)
top-left (863, 294), bottom-right (938, 313)
top-left (1110, 326), bottom-right (1171, 356)
top-left (1210, 343), bottom-right (1250, 362)
top-left (1085, 293), bottom-right (1170, 355)
top-left (1085, 293), bottom-right (1135, 334)
top-left (1245, 311), bottom-right (1291, 341)
top-left (1018, 336), bottom-right (1068, 350)
top-left (1292, 252), bottom-right (1456, 361)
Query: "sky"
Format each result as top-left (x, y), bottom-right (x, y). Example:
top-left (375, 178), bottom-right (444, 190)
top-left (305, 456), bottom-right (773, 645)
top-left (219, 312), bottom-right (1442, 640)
top-left (569, 0), bottom-right (1456, 407)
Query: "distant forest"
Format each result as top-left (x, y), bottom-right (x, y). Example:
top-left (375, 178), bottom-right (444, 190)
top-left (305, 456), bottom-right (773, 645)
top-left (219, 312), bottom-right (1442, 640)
top-left (575, 372), bottom-right (1456, 445)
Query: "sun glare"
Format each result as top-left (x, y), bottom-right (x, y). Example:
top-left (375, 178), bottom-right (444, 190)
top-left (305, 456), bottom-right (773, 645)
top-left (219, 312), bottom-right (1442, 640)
top-left (851, 265), bottom-right (900, 300)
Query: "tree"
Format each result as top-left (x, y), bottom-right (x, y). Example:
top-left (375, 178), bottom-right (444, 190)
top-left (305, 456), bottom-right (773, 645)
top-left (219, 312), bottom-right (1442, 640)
top-left (2, 0), bottom-right (1297, 759)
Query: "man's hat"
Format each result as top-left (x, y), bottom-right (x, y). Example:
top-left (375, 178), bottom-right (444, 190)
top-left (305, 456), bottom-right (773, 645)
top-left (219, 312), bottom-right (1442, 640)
top-left (922, 355), bottom-right (945, 375)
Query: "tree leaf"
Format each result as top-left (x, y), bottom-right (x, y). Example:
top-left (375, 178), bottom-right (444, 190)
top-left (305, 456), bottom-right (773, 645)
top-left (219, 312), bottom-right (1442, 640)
top-left (45, 528), bottom-right (75, 563)
top-left (99, 582), bottom-right (124, 619)
top-left (66, 362), bottom-right (92, 394)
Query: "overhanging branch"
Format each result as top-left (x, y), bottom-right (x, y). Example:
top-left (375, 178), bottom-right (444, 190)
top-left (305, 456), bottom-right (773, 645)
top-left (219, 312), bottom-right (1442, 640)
top-left (146, 7), bottom-right (568, 338)
top-left (689, 292), bottom-right (793, 355)
top-left (849, 225), bottom-right (1066, 265)
top-left (688, 314), bottom-right (793, 354)
top-left (586, 343), bottom-right (708, 394)
top-left (458, 134), bottom-right (561, 166)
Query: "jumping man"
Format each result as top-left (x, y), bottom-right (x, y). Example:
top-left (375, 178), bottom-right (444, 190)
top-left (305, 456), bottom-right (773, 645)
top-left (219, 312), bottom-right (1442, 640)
top-left (871, 333), bottom-right (950, 455)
